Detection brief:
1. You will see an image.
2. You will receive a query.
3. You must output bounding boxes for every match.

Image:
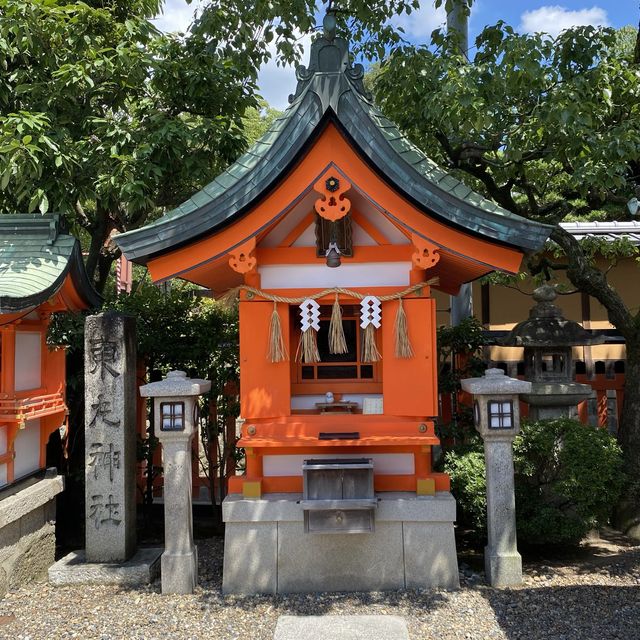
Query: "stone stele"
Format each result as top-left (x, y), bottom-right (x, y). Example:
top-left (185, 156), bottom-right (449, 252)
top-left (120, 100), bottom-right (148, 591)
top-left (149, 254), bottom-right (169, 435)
top-left (84, 312), bottom-right (137, 563)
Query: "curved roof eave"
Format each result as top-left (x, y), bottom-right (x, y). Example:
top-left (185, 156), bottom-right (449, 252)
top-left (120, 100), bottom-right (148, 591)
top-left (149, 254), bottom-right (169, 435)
top-left (0, 214), bottom-right (102, 314)
top-left (115, 33), bottom-right (553, 265)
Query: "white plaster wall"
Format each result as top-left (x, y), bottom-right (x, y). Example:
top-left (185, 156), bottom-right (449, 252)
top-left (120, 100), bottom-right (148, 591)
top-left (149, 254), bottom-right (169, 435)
top-left (291, 224), bottom-right (317, 247)
top-left (0, 426), bottom-right (6, 487)
top-left (352, 222), bottom-right (377, 246)
top-left (289, 221), bottom-right (377, 247)
top-left (14, 331), bottom-right (42, 391)
top-left (0, 426), bottom-right (6, 456)
top-left (13, 419), bottom-right (41, 480)
top-left (259, 262), bottom-right (410, 289)
top-left (359, 206), bottom-right (410, 244)
top-left (263, 453), bottom-right (414, 477)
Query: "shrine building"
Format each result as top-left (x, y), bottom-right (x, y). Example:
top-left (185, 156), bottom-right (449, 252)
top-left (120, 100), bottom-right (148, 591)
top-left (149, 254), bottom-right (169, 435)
top-left (0, 214), bottom-right (100, 485)
top-left (116, 20), bottom-right (551, 594)
top-left (0, 213), bottom-right (100, 594)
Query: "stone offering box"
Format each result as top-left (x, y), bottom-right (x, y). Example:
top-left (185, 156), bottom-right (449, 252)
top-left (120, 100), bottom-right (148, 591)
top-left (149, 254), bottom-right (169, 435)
top-left (301, 458), bottom-right (376, 533)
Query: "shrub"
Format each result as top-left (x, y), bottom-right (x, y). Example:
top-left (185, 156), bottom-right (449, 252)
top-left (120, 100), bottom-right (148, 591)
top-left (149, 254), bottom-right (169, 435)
top-left (445, 417), bottom-right (625, 545)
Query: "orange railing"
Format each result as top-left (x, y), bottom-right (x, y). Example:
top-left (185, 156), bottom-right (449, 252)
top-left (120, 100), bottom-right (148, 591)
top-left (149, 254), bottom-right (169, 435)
top-left (0, 392), bottom-right (67, 426)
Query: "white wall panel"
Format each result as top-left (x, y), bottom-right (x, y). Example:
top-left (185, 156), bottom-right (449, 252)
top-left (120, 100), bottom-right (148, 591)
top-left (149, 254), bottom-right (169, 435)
top-left (259, 262), bottom-right (410, 289)
top-left (0, 425), bottom-right (7, 456)
top-left (291, 224), bottom-right (317, 247)
top-left (0, 464), bottom-right (7, 488)
top-left (360, 207), bottom-right (410, 244)
top-left (14, 418), bottom-right (41, 479)
top-left (263, 453), bottom-right (414, 477)
top-left (15, 331), bottom-right (42, 391)
top-left (352, 222), bottom-right (377, 246)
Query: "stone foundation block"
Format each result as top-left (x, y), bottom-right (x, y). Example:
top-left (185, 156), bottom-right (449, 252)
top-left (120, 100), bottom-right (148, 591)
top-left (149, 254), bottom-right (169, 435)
top-left (161, 547), bottom-right (198, 594)
top-left (48, 547), bottom-right (162, 586)
top-left (222, 492), bottom-right (459, 594)
top-left (485, 549), bottom-right (522, 587)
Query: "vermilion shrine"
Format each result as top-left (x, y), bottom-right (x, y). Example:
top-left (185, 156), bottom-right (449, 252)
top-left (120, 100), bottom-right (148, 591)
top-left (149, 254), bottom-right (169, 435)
top-left (0, 213), bottom-right (99, 594)
top-left (0, 214), bottom-right (99, 487)
top-left (117, 20), bottom-right (550, 593)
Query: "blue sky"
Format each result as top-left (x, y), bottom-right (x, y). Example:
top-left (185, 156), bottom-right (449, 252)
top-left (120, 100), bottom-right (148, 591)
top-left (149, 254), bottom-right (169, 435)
top-left (153, 1), bottom-right (639, 109)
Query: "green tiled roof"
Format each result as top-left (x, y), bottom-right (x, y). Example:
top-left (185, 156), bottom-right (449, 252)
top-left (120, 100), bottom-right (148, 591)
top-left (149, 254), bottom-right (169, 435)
top-left (0, 214), bottom-right (101, 313)
top-left (115, 30), bottom-right (552, 264)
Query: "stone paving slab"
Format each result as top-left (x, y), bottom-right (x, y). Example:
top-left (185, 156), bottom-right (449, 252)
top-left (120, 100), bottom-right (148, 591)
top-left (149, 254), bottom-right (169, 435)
top-left (273, 615), bottom-right (409, 640)
top-left (48, 547), bottom-right (162, 586)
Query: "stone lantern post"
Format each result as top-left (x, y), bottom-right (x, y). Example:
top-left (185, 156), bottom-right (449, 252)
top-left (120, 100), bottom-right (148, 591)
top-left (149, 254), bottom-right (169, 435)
top-left (139, 370), bottom-right (211, 594)
top-left (461, 368), bottom-right (531, 587)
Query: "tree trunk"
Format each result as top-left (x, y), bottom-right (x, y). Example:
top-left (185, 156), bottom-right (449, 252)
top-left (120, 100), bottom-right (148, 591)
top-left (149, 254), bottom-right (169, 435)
top-left (85, 205), bottom-right (114, 294)
top-left (614, 335), bottom-right (640, 538)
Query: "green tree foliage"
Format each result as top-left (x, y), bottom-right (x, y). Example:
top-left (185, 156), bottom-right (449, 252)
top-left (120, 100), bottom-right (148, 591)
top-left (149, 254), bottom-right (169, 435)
top-left (374, 20), bottom-right (640, 532)
top-left (192, 0), bottom-right (428, 64)
top-left (0, 0), bottom-right (255, 290)
top-left (242, 101), bottom-right (283, 146)
top-left (49, 280), bottom-right (239, 520)
top-left (375, 24), bottom-right (639, 221)
top-left (446, 418), bottom-right (625, 545)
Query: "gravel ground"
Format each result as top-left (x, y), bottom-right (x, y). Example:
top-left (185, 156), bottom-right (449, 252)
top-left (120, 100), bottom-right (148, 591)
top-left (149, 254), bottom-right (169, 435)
top-left (0, 532), bottom-right (639, 640)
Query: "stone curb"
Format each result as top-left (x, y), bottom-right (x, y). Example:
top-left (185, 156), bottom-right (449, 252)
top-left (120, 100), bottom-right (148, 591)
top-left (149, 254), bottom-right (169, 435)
top-left (0, 476), bottom-right (64, 529)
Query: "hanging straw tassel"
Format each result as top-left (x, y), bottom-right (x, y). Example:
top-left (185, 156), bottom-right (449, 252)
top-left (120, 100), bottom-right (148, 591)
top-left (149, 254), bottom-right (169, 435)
top-left (297, 328), bottom-right (320, 363)
top-left (361, 324), bottom-right (381, 363)
top-left (268, 301), bottom-right (287, 363)
top-left (394, 298), bottom-right (414, 358)
top-left (328, 294), bottom-right (347, 354)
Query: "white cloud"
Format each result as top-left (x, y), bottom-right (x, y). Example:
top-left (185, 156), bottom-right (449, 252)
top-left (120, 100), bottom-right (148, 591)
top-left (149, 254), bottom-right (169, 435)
top-left (519, 5), bottom-right (610, 37)
top-left (152, 0), bottom-right (203, 34)
top-left (390, 2), bottom-right (447, 41)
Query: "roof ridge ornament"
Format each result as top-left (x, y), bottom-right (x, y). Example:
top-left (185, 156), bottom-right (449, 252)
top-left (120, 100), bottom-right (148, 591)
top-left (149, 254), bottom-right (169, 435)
top-left (288, 11), bottom-right (368, 106)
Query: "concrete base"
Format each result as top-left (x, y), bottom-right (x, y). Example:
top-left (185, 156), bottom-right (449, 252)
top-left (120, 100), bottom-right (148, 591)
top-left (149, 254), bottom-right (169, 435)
top-left (222, 492), bottom-right (459, 594)
top-left (484, 547), bottom-right (522, 587)
top-left (0, 473), bottom-right (64, 597)
top-left (48, 547), bottom-right (162, 586)
top-left (274, 615), bottom-right (408, 640)
top-left (161, 546), bottom-right (198, 594)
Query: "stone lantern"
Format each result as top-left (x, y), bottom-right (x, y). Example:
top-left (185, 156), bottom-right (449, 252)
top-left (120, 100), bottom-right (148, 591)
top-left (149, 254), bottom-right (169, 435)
top-left (139, 370), bottom-right (211, 594)
top-left (501, 285), bottom-right (604, 420)
top-left (461, 368), bottom-right (531, 587)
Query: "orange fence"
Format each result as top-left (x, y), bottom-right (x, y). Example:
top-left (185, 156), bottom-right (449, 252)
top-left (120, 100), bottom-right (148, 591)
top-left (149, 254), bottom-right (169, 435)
top-left (440, 371), bottom-right (625, 435)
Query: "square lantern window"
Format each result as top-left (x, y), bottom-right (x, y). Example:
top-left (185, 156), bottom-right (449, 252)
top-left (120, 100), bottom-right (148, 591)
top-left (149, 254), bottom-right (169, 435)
top-left (160, 401), bottom-right (185, 431)
top-left (488, 400), bottom-right (514, 429)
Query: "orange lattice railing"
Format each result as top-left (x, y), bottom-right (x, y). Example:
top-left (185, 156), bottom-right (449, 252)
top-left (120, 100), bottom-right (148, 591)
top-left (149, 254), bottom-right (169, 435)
top-left (0, 392), bottom-right (67, 426)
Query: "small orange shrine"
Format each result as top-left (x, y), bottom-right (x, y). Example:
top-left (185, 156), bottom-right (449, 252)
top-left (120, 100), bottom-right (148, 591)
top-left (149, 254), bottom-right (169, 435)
top-left (0, 214), bottom-right (100, 487)
top-left (117, 18), bottom-right (550, 593)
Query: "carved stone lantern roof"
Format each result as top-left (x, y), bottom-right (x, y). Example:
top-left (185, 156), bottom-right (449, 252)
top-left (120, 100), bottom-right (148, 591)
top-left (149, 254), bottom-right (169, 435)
top-left (501, 285), bottom-right (604, 348)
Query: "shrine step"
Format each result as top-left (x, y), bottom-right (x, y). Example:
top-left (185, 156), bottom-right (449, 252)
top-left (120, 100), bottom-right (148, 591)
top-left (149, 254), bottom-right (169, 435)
top-left (273, 615), bottom-right (408, 640)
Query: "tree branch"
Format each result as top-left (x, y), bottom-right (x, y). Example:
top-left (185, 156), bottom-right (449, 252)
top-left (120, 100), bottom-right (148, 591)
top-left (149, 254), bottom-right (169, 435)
top-left (550, 225), bottom-right (633, 336)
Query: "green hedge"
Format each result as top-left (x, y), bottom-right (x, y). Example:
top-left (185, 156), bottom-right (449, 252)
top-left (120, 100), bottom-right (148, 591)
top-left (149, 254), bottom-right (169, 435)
top-left (445, 417), bottom-right (625, 545)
